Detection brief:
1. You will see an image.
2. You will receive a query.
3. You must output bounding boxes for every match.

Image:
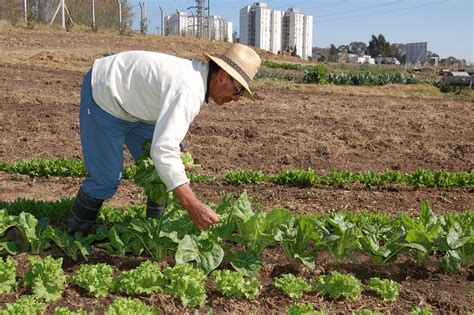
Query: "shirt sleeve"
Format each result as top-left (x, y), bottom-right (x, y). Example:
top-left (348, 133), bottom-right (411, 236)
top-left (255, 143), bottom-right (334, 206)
top-left (150, 90), bottom-right (201, 191)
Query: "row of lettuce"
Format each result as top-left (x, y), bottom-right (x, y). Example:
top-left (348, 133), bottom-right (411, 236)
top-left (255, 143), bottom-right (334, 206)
top-left (1, 255), bottom-right (432, 314)
top-left (258, 61), bottom-right (441, 86)
top-left (1, 158), bottom-right (472, 188)
top-left (1, 192), bottom-right (473, 276)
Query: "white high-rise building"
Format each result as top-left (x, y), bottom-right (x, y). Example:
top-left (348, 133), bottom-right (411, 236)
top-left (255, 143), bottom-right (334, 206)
top-left (240, 2), bottom-right (282, 54)
top-left (282, 8), bottom-right (313, 60)
top-left (165, 12), bottom-right (232, 42)
top-left (240, 3), bottom-right (313, 60)
top-left (207, 16), bottom-right (233, 42)
top-left (165, 11), bottom-right (189, 37)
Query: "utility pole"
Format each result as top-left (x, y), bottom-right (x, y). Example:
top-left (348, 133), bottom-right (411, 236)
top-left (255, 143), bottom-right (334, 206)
top-left (159, 5), bottom-right (164, 35)
top-left (207, 0), bottom-right (210, 39)
top-left (92, 0), bottom-right (96, 30)
top-left (61, 0), bottom-right (65, 29)
top-left (139, 1), bottom-right (148, 34)
top-left (196, 0), bottom-right (204, 38)
top-left (24, 0), bottom-right (27, 24)
top-left (117, 0), bottom-right (122, 33)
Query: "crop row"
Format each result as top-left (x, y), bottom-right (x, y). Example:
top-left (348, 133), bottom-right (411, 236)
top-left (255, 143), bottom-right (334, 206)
top-left (1, 255), bottom-right (436, 314)
top-left (1, 192), bottom-right (473, 275)
top-left (0, 255), bottom-right (421, 312)
top-left (259, 61), bottom-right (441, 86)
top-left (1, 159), bottom-right (472, 188)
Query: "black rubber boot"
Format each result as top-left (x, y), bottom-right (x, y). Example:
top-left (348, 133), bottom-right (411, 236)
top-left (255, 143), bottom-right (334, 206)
top-left (146, 197), bottom-right (165, 219)
top-left (66, 187), bottom-right (104, 235)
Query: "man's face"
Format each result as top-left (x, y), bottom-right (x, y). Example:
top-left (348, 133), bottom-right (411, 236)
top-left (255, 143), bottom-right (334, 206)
top-left (209, 70), bottom-right (244, 105)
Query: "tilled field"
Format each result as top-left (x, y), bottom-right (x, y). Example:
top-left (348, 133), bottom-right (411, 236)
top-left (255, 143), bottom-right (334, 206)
top-left (0, 25), bottom-right (473, 314)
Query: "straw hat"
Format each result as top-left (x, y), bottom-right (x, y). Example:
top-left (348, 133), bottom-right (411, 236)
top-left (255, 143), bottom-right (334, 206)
top-left (205, 43), bottom-right (261, 100)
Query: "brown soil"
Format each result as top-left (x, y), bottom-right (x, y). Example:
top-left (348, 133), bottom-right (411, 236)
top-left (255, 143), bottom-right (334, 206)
top-left (0, 25), bottom-right (473, 314)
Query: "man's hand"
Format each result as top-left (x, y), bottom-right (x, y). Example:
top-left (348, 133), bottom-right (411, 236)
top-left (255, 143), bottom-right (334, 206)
top-left (185, 201), bottom-right (220, 230)
top-left (173, 183), bottom-right (220, 229)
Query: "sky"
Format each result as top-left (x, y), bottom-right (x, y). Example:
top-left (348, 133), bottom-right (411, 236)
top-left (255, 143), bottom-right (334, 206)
top-left (128, 0), bottom-right (474, 62)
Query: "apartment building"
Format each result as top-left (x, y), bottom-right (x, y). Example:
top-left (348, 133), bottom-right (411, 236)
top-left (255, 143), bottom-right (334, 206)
top-left (240, 3), bottom-right (313, 60)
top-left (165, 12), bottom-right (233, 42)
top-left (282, 8), bottom-right (313, 60)
top-left (240, 3), bottom-right (282, 54)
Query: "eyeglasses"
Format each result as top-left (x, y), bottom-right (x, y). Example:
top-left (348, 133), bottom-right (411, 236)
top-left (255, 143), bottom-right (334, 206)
top-left (231, 78), bottom-right (245, 97)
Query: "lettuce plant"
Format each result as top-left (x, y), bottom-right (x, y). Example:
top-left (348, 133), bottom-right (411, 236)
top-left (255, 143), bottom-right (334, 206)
top-left (0, 296), bottom-right (47, 314)
top-left (24, 255), bottom-right (66, 302)
top-left (0, 256), bottom-right (17, 294)
top-left (72, 263), bottom-right (113, 298)
top-left (213, 269), bottom-right (260, 299)
top-left (352, 311), bottom-right (383, 315)
top-left (104, 297), bottom-right (158, 315)
top-left (286, 303), bottom-right (325, 315)
top-left (274, 273), bottom-right (312, 299)
top-left (410, 306), bottom-right (433, 315)
top-left (163, 264), bottom-right (207, 308)
top-left (54, 306), bottom-right (93, 315)
top-left (315, 271), bottom-right (362, 301)
top-left (367, 277), bottom-right (401, 301)
top-left (113, 260), bottom-right (165, 295)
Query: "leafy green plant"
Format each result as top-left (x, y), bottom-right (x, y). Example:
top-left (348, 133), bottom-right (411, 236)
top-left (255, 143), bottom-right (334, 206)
top-left (352, 311), bottom-right (383, 315)
top-left (175, 234), bottom-right (224, 275)
top-left (436, 213), bottom-right (474, 273)
top-left (286, 303), bottom-right (325, 315)
top-left (212, 269), bottom-right (260, 299)
top-left (133, 141), bottom-right (199, 207)
top-left (276, 214), bottom-right (319, 268)
top-left (24, 255), bottom-right (66, 302)
top-left (0, 158), bottom-right (87, 177)
top-left (0, 197), bottom-right (73, 221)
top-left (315, 271), bottom-right (362, 301)
top-left (410, 306), bottom-right (433, 315)
top-left (401, 200), bottom-right (442, 263)
top-left (302, 65), bottom-right (327, 84)
top-left (367, 277), bottom-right (401, 301)
top-left (274, 273), bottom-right (312, 299)
top-left (54, 306), bottom-right (93, 315)
top-left (0, 256), bottom-right (17, 294)
top-left (98, 204), bottom-right (145, 224)
top-left (13, 212), bottom-right (51, 254)
top-left (134, 157), bottom-right (171, 207)
top-left (273, 169), bottom-right (320, 187)
top-left (48, 227), bottom-right (91, 261)
top-left (113, 260), bottom-right (165, 295)
top-left (322, 213), bottom-right (360, 263)
top-left (104, 297), bottom-right (158, 315)
top-left (0, 296), bottom-right (47, 314)
top-left (163, 264), bottom-right (207, 308)
top-left (72, 263), bottom-right (113, 297)
top-left (225, 170), bottom-right (269, 185)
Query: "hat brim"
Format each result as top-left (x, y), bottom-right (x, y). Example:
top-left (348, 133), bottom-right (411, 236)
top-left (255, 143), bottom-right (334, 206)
top-left (204, 53), bottom-right (256, 101)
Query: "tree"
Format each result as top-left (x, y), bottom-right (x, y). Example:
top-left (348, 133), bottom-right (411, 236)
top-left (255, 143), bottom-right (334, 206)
top-left (368, 34), bottom-right (391, 58)
top-left (337, 44), bottom-right (350, 53)
top-left (328, 44), bottom-right (339, 62)
top-left (232, 30), bottom-right (239, 43)
top-left (348, 41), bottom-right (367, 55)
top-left (390, 43), bottom-right (406, 63)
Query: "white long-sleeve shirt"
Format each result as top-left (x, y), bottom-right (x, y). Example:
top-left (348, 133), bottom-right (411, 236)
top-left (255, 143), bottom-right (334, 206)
top-left (91, 51), bottom-right (208, 191)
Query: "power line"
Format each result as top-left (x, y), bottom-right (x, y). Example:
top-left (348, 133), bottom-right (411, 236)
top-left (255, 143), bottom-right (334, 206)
top-left (311, 1), bottom-right (399, 19)
top-left (315, 0), bottom-right (447, 23)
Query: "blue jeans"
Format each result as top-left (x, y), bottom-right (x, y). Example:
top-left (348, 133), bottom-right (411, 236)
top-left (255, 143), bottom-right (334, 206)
top-left (79, 68), bottom-right (155, 200)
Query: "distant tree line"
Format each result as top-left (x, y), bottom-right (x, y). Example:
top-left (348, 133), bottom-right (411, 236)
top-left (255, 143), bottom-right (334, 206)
top-left (0, 0), bottom-right (133, 31)
top-left (315, 34), bottom-right (409, 63)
